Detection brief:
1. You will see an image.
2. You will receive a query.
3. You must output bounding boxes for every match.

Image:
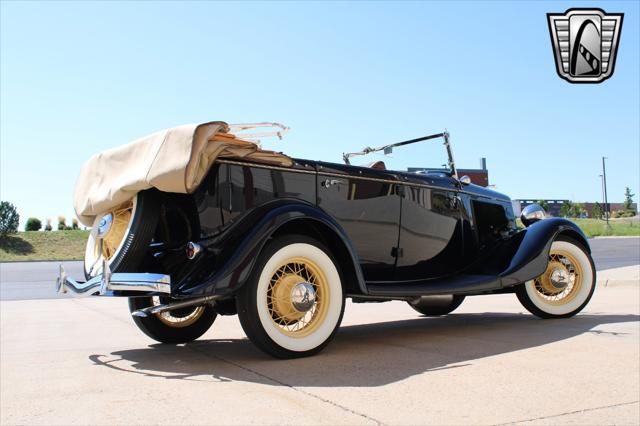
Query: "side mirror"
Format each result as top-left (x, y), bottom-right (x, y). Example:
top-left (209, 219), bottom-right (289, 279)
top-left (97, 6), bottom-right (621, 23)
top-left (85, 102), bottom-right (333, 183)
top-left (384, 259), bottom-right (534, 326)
top-left (520, 204), bottom-right (546, 227)
top-left (383, 147), bottom-right (393, 155)
top-left (459, 175), bottom-right (471, 185)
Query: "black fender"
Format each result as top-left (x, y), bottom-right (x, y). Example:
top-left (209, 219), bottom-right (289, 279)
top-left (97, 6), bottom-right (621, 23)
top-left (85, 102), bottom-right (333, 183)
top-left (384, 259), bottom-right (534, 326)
top-left (172, 200), bottom-right (366, 298)
top-left (500, 217), bottom-right (590, 287)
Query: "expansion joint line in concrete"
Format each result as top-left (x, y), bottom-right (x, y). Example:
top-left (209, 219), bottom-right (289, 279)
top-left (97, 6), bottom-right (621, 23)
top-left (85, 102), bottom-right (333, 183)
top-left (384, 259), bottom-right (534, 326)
top-left (186, 345), bottom-right (386, 426)
top-left (497, 400), bottom-right (640, 425)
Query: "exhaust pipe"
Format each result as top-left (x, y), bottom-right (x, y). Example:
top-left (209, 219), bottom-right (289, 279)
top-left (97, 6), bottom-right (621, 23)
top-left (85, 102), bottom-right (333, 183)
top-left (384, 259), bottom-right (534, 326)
top-left (131, 295), bottom-right (220, 318)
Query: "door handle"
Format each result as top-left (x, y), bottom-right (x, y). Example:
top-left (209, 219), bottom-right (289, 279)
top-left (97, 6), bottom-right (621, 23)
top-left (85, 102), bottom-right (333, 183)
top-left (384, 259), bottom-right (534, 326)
top-left (321, 179), bottom-right (343, 188)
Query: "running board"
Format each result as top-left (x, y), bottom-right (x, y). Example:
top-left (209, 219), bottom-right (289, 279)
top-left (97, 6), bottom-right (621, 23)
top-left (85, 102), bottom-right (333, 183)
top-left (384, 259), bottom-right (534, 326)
top-left (366, 274), bottom-right (502, 297)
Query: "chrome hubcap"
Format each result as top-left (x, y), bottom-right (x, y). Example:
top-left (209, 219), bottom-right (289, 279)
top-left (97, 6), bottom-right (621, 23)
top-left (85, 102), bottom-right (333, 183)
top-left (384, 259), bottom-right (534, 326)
top-left (290, 282), bottom-right (316, 312)
top-left (550, 268), bottom-right (569, 290)
top-left (97, 213), bottom-right (113, 238)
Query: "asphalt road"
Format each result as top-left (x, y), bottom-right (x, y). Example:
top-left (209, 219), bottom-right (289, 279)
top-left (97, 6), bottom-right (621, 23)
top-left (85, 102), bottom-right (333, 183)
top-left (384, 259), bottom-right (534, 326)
top-left (589, 237), bottom-right (640, 270)
top-left (1, 237), bottom-right (638, 301)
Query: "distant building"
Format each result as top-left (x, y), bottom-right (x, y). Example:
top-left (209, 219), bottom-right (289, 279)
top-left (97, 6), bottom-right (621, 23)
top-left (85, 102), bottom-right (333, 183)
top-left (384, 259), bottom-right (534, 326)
top-left (515, 199), bottom-right (637, 218)
top-left (409, 157), bottom-right (489, 187)
top-left (515, 199), bottom-right (569, 217)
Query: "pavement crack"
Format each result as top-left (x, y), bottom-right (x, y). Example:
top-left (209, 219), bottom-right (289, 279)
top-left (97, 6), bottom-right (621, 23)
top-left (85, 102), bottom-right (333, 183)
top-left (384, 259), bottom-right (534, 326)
top-left (187, 344), bottom-right (386, 425)
top-left (497, 400), bottom-right (640, 425)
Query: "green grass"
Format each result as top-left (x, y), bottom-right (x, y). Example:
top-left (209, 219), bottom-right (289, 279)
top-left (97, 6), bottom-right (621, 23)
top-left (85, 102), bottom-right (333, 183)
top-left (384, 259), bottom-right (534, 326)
top-left (0, 230), bottom-right (89, 262)
top-left (572, 218), bottom-right (640, 237)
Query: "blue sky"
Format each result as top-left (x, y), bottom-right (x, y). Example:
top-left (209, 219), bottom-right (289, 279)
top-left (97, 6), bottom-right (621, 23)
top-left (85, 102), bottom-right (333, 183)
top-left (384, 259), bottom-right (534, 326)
top-left (1, 1), bottom-right (638, 228)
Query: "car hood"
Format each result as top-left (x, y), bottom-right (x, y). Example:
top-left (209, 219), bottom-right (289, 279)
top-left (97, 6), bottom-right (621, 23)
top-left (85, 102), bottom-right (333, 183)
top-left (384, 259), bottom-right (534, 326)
top-left (464, 183), bottom-right (511, 202)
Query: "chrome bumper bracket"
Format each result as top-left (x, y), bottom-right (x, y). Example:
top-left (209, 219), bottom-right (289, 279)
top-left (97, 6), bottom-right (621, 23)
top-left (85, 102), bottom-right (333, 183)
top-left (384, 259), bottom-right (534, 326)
top-left (56, 262), bottom-right (171, 297)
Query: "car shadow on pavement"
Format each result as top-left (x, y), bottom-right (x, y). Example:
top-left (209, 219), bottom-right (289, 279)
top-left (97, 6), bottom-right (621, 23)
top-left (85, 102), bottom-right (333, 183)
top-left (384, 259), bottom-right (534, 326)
top-left (89, 312), bottom-right (639, 387)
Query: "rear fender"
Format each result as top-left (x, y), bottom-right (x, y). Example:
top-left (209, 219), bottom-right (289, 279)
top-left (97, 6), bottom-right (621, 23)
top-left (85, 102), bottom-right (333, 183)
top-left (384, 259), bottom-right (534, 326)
top-left (500, 218), bottom-right (590, 287)
top-left (173, 200), bottom-right (365, 298)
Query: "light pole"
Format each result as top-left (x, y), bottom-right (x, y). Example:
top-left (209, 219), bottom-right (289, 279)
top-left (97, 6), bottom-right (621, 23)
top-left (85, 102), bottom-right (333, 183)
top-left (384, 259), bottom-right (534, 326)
top-left (602, 157), bottom-right (610, 227)
top-left (599, 174), bottom-right (606, 220)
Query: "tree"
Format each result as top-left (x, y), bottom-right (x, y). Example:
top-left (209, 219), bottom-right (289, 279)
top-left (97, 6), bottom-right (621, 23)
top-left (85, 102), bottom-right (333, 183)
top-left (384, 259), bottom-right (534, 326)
top-left (0, 201), bottom-right (20, 236)
top-left (592, 202), bottom-right (603, 219)
top-left (571, 202), bottom-right (586, 218)
top-left (623, 187), bottom-right (635, 212)
top-left (44, 218), bottom-right (52, 232)
top-left (536, 200), bottom-right (549, 212)
top-left (25, 217), bottom-right (42, 231)
top-left (560, 201), bottom-right (573, 217)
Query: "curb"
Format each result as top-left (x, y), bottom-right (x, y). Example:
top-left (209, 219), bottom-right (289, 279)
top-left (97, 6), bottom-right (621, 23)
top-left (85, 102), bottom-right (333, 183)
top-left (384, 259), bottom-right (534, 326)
top-left (591, 236), bottom-right (640, 239)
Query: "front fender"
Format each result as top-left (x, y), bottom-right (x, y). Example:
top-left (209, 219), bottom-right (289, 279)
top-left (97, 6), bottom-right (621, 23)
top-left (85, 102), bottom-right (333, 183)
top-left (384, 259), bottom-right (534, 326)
top-left (500, 218), bottom-right (589, 287)
top-left (173, 200), bottom-right (365, 298)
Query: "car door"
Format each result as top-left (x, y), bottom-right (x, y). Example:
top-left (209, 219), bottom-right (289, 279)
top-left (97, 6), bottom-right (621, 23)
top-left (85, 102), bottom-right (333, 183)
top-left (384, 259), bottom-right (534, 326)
top-left (316, 162), bottom-right (401, 282)
top-left (394, 172), bottom-right (464, 281)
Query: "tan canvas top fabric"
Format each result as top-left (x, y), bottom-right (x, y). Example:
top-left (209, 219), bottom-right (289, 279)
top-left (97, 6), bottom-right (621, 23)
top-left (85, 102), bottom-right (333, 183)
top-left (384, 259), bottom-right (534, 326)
top-left (74, 121), bottom-right (293, 226)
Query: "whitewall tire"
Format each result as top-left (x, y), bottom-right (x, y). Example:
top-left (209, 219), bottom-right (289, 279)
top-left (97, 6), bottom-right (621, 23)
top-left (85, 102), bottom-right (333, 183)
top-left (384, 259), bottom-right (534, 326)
top-left (236, 235), bottom-right (345, 358)
top-left (516, 237), bottom-right (596, 318)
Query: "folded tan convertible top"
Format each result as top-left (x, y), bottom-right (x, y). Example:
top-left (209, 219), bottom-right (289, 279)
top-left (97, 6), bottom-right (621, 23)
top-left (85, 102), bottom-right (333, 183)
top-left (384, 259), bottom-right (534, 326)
top-left (74, 121), bottom-right (293, 226)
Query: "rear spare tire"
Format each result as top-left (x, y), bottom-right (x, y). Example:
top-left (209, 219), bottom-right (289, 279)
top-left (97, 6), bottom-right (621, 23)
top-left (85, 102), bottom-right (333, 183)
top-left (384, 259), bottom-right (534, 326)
top-left (83, 189), bottom-right (160, 279)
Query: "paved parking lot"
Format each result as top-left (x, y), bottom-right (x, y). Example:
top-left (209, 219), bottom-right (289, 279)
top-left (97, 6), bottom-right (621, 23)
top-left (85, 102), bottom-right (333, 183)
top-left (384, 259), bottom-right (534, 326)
top-left (1, 238), bottom-right (639, 425)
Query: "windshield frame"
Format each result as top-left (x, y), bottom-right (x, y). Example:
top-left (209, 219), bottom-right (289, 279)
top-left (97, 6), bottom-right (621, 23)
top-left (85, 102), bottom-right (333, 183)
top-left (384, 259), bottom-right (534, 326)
top-left (342, 131), bottom-right (458, 178)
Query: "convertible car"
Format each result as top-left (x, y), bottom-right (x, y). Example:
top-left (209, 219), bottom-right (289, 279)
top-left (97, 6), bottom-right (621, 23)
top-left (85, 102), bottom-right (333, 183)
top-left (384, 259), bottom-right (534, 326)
top-left (58, 121), bottom-right (596, 358)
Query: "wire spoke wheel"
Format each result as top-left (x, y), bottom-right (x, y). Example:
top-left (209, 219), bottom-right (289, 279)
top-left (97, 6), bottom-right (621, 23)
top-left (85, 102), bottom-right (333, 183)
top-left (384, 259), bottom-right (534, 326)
top-left (152, 297), bottom-right (206, 328)
top-left (266, 257), bottom-right (329, 338)
top-left (93, 201), bottom-right (133, 261)
top-left (532, 250), bottom-right (583, 305)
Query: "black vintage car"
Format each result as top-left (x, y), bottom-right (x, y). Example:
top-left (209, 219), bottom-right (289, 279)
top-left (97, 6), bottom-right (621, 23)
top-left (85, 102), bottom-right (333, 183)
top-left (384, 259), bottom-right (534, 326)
top-left (58, 124), bottom-right (596, 358)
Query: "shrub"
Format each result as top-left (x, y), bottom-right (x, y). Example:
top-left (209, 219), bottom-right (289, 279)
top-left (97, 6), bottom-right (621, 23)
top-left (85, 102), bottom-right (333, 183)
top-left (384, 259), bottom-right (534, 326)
top-left (611, 210), bottom-right (635, 218)
top-left (44, 218), bottom-right (52, 231)
top-left (0, 201), bottom-right (20, 236)
top-left (72, 218), bottom-right (79, 230)
top-left (57, 216), bottom-right (66, 231)
top-left (25, 217), bottom-right (42, 231)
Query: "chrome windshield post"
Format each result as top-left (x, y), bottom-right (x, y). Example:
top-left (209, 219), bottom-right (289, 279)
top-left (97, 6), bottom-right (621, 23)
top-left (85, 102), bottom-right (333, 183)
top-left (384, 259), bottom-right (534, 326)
top-left (443, 130), bottom-right (458, 179)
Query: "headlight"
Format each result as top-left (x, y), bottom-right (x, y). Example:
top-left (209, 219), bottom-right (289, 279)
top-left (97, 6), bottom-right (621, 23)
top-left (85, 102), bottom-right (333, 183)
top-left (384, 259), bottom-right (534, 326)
top-left (520, 204), bottom-right (546, 227)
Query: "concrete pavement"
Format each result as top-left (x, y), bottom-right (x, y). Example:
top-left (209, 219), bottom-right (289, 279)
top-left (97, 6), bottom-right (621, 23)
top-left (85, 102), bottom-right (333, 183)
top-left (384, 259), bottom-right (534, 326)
top-left (1, 270), bottom-right (639, 425)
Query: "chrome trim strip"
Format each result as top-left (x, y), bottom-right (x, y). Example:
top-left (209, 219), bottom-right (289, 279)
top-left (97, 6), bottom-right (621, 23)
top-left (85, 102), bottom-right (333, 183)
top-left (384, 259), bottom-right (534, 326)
top-left (56, 265), bottom-right (171, 297)
top-left (318, 170), bottom-right (509, 201)
top-left (215, 159), bottom-right (316, 174)
top-left (216, 159), bottom-right (511, 203)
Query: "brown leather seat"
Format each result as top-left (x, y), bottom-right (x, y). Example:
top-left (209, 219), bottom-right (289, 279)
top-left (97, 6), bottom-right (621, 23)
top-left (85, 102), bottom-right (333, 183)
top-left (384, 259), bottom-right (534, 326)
top-left (367, 160), bottom-right (386, 170)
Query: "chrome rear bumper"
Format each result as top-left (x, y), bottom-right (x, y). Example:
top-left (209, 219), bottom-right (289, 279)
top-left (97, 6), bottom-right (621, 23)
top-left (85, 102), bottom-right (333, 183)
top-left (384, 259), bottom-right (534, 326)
top-left (56, 263), bottom-right (171, 297)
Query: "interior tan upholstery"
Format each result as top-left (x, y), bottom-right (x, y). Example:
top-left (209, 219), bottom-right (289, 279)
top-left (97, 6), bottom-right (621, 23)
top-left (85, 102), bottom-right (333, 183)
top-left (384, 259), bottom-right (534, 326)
top-left (73, 121), bottom-right (292, 226)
